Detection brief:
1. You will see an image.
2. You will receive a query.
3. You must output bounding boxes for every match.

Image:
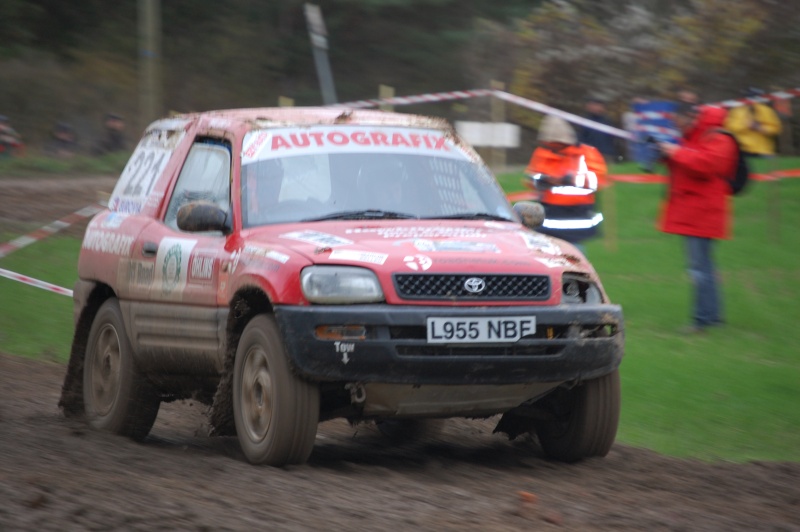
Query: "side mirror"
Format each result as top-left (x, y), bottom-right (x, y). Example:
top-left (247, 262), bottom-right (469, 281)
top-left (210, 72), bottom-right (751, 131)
top-left (513, 201), bottom-right (545, 229)
top-left (176, 201), bottom-right (231, 234)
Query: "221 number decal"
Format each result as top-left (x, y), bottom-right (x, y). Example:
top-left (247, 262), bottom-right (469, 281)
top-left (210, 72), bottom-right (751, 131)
top-left (121, 149), bottom-right (168, 197)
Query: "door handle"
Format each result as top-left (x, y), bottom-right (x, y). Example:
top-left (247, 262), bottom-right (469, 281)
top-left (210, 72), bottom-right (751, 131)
top-left (142, 242), bottom-right (158, 257)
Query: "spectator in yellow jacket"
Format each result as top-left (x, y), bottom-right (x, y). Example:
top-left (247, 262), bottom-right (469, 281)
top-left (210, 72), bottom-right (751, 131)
top-left (723, 88), bottom-right (782, 157)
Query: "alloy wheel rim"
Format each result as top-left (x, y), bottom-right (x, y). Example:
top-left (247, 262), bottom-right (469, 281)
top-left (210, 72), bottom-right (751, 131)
top-left (89, 324), bottom-right (121, 416)
top-left (242, 346), bottom-right (273, 442)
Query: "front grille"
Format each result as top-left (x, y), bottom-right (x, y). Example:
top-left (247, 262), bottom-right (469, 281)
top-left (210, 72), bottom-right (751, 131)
top-left (394, 273), bottom-right (550, 301)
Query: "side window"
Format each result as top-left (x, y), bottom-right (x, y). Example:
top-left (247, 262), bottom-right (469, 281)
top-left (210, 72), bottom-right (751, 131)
top-left (165, 140), bottom-right (231, 230)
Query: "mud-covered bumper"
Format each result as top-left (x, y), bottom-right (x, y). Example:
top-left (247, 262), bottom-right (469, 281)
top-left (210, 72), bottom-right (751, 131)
top-left (274, 304), bottom-right (623, 385)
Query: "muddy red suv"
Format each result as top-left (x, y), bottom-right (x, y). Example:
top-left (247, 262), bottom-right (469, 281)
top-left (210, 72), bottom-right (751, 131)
top-left (60, 107), bottom-right (624, 466)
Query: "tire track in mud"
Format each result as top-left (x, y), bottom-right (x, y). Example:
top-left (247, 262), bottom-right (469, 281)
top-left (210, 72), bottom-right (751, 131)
top-left (1, 353), bottom-right (799, 531)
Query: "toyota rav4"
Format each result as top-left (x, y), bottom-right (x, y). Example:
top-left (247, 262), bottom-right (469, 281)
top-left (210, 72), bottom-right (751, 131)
top-left (59, 107), bottom-right (624, 466)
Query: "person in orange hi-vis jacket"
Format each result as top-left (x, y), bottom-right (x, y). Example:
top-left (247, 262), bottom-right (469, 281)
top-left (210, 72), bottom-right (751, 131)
top-left (524, 114), bottom-right (607, 251)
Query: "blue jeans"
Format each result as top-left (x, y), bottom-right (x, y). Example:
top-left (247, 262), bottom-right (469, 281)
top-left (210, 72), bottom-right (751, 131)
top-left (685, 236), bottom-right (722, 327)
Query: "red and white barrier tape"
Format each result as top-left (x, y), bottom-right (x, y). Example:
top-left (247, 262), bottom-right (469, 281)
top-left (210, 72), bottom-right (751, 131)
top-left (335, 88), bottom-right (635, 140)
top-left (335, 85), bottom-right (800, 139)
top-left (332, 89), bottom-right (494, 110)
top-left (0, 267), bottom-right (73, 297)
top-left (0, 204), bottom-right (103, 259)
top-left (491, 91), bottom-right (633, 140)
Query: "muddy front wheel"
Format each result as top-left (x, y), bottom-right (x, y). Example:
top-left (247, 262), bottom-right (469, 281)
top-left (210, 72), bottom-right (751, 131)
top-left (233, 315), bottom-right (320, 466)
top-left (534, 369), bottom-right (621, 462)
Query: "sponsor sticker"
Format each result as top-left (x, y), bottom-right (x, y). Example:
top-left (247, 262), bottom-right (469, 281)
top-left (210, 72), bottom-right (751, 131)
top-left (351, 226), bottom-right (488, 239)
top-left (189, 254), bottom-right (215, 281)
top-left (266, 250), bottom-right (290, 264)
top-left (403, 254), bottom-right (432, 271)
top-left (82, 229), bottom-right (135, 256)
top-left (127, 260), bottom-right (155, 287)
top-left (519, 231), bottom-right (561, 255)
top-left (243, 245), bottom-right (290, 264)
top-left (228, 249), bottom-right (243, 274)
top-left (237, 245), bottom-right (285, 272)
top-left (412, 239), bottom-right (499, 254)
top-left (242, 126), bottom-right (462, 163)
top-left (243, 132), bottom-right (270, 159)
top-left (535, 257), bottom-right (571, 268)
top-left (329, 249), bottom-right (388, 265)
top-left (100, 212), bottom-right (128, 229)
top-left (153, 238), bottom-right (197, 298)
top-left (280, 230), bottom-right (353, 248)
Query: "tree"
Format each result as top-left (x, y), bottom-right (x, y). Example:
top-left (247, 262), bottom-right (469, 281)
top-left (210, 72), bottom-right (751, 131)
top-left (507, 0), bottom-right (770, 131)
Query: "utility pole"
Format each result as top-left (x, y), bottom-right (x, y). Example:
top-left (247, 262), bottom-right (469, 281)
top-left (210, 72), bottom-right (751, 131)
top-left (304, 3), bottom-right (338, 105)
top-left (138, 0), bottom-right (162, 130)
top-left (490, 80), bottom-right (506, 170)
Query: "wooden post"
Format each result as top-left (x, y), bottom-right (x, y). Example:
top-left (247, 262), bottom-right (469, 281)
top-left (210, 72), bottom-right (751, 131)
top-left (490, 80), bottom-right (506, 171)
top-left (766, 157), bottom-right (781, 243)
top-left (138, 0), bottom-right (163, 131)
top-left (278, 96), bottom-right (295, 107)
top-left (774, 96), bottom-right (793, 155)
top-left (379, 85), bottom-right (395, 112)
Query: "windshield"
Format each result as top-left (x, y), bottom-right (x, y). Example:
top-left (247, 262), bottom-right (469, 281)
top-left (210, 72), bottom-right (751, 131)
top-left (240, 126), bottom-right (514, 227)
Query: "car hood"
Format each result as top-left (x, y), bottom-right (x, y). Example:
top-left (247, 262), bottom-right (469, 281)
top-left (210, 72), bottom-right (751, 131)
top-left (243, 220), bottom-right (593, 277)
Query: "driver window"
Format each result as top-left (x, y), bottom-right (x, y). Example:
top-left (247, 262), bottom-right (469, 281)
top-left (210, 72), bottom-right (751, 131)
top-left (165, 141), bottom-right (231, 230)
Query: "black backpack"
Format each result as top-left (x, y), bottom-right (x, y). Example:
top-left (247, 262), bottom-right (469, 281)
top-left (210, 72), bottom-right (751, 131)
top-left (714, 130), bottom-right (750, 195)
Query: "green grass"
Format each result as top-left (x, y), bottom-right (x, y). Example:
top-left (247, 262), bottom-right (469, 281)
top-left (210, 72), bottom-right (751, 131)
top-left (1, 164), bottom-right (800, 462)
top-left (586, 177), bottom-right (800, 462)
top-left (0, 236), bottom-right (80, 360)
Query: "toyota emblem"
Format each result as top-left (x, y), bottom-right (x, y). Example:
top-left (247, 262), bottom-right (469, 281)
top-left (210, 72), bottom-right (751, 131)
top-left (464, 277), bottom-right (486, 294)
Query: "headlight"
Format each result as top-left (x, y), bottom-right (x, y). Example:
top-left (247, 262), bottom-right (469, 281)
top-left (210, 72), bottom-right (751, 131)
top-left (301, 266), bottom-right (384, 304)
top-left (561, 273), bottom-right (603, 304)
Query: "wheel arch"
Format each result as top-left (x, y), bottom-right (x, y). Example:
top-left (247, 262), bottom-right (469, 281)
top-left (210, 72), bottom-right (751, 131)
top-left (58, 280), bottom-right (117, 417)
top-left (208, 285), bottom-right (275, 436)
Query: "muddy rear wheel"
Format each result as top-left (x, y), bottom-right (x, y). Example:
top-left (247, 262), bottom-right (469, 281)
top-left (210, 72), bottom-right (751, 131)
top-left (534, 369), bottom-right (621, 462)
top-left (233, 315), bottom-right (320, 466)
top-left (82, 298), bottom-right (160, 441)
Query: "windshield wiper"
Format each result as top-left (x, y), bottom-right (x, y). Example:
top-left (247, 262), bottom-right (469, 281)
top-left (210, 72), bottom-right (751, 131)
top-left (303, 210), bottom-right (419, 222)
top-left (424, 212), bottom-right (514, 222)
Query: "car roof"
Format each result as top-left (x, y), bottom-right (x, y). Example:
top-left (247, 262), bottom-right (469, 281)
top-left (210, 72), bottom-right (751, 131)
top-left (161, 107), bottom-right (454, 132)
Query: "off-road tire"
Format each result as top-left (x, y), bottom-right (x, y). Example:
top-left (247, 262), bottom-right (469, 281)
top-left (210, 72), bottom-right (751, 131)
top-left (233, 315), bottom-right (320, 466)
top-left (82, 298), bottom-right (160, 441)
top-left (534, 369), bottom-right (621, 462)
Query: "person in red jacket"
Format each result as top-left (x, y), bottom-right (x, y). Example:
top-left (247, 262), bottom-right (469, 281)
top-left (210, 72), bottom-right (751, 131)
top-left (524, 115), bottom-right (607, 252)
top-left (658, 103), bottom-right (738, 333)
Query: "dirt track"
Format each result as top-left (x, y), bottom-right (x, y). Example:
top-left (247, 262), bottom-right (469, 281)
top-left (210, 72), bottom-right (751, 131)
top-left (1, 176), bottom-right (799, 531)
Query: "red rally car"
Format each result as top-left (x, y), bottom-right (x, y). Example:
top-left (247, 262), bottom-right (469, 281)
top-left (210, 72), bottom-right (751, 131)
top-left (59, 107), bottom-right (624, 466)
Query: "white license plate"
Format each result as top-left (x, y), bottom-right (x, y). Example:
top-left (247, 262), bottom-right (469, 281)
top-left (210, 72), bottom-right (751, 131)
top-left (426, 316), bottom-right (536, 344)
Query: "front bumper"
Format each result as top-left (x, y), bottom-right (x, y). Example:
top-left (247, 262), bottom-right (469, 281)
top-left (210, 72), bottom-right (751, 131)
top-left (274, 304), bottom-right (624, 386)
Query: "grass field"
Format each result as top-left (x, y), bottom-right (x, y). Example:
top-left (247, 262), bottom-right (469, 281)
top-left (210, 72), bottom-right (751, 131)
top-left (1, 161), bottom-right (799, 462)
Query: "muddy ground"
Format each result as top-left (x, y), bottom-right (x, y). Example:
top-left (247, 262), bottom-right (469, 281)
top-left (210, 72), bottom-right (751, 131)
top-left (1, 176), bottom-right (799, 531)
